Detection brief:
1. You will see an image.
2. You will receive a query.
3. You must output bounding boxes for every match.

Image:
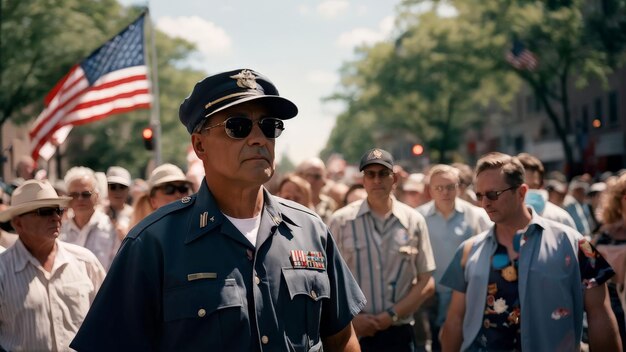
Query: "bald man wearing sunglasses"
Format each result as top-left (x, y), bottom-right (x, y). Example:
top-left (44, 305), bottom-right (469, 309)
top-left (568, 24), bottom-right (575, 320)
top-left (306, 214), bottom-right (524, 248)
top-left (440, 152), bottom-right (620, 351)
top-left (72, 69), bottom-right (365, 352)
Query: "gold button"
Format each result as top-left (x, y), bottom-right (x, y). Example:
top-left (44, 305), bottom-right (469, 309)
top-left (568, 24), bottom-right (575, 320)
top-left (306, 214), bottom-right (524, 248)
top-left (310, 290), bottom-right (317, 299)
top-left (197, 308), bottom-right (206, 317)
top-left (254, 276), bottom-right (261, 285)
top-left (261, 335), bottom-right (269, 344)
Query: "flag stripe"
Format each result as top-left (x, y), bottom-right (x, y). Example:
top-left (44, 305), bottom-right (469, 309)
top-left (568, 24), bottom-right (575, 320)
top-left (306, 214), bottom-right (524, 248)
top-left (29, 66), bottom-right (150, 158)
top-left (29, 13), bottom-right (150, 160)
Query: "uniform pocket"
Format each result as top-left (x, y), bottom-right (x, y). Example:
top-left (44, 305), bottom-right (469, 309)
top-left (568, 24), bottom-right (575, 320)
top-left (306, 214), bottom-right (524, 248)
top-left (163, 278), bottom-right (243, 322)
top-left (282, 268), bottom-right (331, 301)
top-left (282, 268), bottom-right (331, 350)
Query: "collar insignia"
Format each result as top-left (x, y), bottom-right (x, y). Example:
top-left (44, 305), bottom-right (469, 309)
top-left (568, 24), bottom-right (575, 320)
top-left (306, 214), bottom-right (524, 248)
top-left (230, 69), bottom-right (257, 90)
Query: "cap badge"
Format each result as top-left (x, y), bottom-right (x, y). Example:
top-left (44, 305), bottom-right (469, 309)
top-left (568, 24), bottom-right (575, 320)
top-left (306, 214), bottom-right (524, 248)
top-left (369, 149), bottom-right (383, 160)
top-left (230, 69), bottom-right (257, 90)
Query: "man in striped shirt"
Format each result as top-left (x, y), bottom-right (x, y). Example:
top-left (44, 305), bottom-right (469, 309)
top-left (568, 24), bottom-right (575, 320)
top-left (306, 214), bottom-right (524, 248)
top-left (329, 148), bottom-right (436, 351)
top-left (0, 180), bottom-right (105, 351)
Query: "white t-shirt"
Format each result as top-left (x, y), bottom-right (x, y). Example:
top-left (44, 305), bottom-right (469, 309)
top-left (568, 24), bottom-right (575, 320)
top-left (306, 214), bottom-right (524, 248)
top-left (224, 213), bottom-right (262, 247)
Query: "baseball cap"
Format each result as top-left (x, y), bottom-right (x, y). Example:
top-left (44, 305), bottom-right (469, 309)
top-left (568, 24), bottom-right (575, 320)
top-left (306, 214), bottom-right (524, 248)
top-left (359, 148), bottom-right (394, 171)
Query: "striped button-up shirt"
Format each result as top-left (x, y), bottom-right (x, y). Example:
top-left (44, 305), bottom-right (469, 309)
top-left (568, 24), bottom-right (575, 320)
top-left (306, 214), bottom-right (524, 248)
top-left (0, 239), bottom-right (105, 351)
top-left (329, 198), bottom-right (435, 324)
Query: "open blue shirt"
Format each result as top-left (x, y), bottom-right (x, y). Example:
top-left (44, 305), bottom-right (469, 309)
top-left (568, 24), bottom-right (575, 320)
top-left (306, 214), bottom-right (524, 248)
top-left (440, 209), bottom-right (614, 351)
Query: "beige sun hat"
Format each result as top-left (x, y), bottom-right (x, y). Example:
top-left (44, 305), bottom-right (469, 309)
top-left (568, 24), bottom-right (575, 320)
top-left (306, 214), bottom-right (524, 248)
top-left (106, 166), bottom-right (132, 187)
top-left (0, 180), bottom-right (71, 222)
top-left (148, 163), bottom-right (189, 190)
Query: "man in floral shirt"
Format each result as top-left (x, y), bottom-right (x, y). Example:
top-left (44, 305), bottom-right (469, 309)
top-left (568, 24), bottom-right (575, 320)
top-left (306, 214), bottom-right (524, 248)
top-left (440, 152), bottom-right (620, 351)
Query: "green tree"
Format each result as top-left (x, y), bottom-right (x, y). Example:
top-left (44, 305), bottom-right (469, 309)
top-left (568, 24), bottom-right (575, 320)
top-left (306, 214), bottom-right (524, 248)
top-left (325, 4), bottom-right (517, 164)
top-left (459, 0), bottom-right (626, 175)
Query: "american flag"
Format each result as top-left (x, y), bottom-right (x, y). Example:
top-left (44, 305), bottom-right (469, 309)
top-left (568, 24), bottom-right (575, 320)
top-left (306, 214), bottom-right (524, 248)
top-left (505, 39), bottom-right (539, 71)
top-left (29, 13), bottom-right (152, 161)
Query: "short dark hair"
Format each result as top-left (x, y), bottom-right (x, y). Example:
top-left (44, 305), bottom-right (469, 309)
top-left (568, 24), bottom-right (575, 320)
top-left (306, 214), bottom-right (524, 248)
top-left (475, 152), bottom-right (525, 188)
top-left (516, 153), bottom-right (545, 181)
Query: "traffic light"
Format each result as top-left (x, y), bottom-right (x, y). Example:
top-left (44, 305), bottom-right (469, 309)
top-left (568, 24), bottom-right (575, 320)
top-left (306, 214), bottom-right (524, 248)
top-left (412, 144), bottom-right (424, 156)
top-left (142, 127), bottom-right (154, 150)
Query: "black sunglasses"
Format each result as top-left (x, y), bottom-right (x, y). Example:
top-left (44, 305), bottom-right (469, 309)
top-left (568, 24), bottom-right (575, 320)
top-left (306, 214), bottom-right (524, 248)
top-left (476, 186), bottom-right (518, 201)
top-left (157, 183), bottom-right (190, 196)
top-left (203, 116), bottom-right (284, 139)
top-left (108, 183), bottom-right (129, 191)
top-left (69, 191), bottom-right (94, 200)
top-left (23, 207), bottom-right (65, 217)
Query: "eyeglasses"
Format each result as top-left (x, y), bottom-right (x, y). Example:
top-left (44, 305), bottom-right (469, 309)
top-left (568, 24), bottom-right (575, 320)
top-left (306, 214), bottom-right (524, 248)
top-left (363, 169), bottom-right (393, 179)
top-left (108, 184), bottom-right (128, 191)
top-left (69, 191), bottom-right (94, 200)
top-left (22, 207), bottom-right (65, 217)
top-left (476, 186), bottom-right (517, 201)
top-left (156, 183), bottom-right (190, 195)
top-left (203, 116), bottom-right (285, 139)
top-left (432, 184), bottom-right (458, 193)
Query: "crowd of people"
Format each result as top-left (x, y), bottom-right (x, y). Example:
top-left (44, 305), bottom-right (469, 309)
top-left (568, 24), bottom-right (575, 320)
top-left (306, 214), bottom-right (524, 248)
top-left (0, 68), bottom-right (625, 351)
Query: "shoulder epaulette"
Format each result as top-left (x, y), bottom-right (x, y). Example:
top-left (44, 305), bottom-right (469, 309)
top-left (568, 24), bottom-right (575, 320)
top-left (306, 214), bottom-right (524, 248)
top-left (126, 195), bottom-right (196, 239)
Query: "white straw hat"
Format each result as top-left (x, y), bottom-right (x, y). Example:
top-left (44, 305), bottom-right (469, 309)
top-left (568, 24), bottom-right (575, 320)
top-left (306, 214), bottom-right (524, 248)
top-left (0, 180), bottom-right (71, 222)
top-left (148, 164), bottom-right (189, 190)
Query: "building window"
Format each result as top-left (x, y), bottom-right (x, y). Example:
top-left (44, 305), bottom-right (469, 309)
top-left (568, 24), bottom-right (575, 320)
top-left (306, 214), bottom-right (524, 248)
top-left (609, 90), bottom-right (619, 125)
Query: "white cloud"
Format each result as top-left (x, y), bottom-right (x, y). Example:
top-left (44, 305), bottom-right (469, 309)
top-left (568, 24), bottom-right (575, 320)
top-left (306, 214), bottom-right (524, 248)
top-left (336, 15), bottom-right (395, 49)
top-left (437, 3), bottom-right (459, 18)
top-left (409, 0), bottom-right (458, 18)
top-left (317, 0), bottom-right (350, 19)
top-left (156, 16), bottom-right (233, 57)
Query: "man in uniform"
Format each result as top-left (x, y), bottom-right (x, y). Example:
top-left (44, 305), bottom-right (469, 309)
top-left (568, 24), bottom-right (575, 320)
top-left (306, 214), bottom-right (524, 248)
top-left (71, 69), bottom-right (366, 351)
top-left (329, 148), bottom-right (436, 352)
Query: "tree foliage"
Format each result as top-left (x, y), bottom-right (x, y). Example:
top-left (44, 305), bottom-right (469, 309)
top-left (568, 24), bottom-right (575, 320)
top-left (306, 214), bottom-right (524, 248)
top-left (324, 2), bottom-right (518, 164)
top-left (325, 0), bottom-right (626, 173)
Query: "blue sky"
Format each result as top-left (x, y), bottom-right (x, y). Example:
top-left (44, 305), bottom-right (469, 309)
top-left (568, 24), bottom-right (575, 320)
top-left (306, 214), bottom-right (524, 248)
top-left (118, 0), bottom-right (401, 165)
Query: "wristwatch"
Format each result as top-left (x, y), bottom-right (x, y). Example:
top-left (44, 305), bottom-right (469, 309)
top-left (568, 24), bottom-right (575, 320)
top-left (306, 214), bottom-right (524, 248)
top-left (386, 307), bottom-right (399, 322)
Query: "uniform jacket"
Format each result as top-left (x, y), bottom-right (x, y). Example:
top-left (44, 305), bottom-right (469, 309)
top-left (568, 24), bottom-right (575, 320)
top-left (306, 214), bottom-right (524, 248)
top-left (71, 180), bottom-right (365, 352)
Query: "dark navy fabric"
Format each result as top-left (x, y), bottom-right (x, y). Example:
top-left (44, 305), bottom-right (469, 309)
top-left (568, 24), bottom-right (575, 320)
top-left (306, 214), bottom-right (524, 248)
top-left (71, 179), bottom-right (365, 351)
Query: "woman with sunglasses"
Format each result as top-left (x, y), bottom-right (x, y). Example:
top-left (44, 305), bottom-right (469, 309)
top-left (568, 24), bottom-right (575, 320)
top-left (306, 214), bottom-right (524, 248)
top-left (60, 166), bottom-right (120, 271)
top-left (129, 163), bottom-right (192, 229)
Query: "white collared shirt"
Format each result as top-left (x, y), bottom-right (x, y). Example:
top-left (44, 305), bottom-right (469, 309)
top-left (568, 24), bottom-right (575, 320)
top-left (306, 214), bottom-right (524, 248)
top-left (0, 239), bottom-right (106, 351)
top-left (61, 209), bottom-right (120, 270)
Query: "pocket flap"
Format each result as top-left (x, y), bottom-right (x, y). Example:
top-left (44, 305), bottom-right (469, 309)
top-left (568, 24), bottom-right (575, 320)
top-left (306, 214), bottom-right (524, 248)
top-left (163, 278), bottom-right (242, 322)
top-left (282, 268), bottom-right (331, 301)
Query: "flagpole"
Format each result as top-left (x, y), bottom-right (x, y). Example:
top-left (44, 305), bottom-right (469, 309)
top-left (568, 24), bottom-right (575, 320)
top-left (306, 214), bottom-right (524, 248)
top-left (146, 8), bottom-right (162, 166)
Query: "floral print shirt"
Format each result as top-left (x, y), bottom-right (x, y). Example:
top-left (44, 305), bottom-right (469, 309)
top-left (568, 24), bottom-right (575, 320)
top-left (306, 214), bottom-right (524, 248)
top-left (470, 237), bottom-right (613, 351)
